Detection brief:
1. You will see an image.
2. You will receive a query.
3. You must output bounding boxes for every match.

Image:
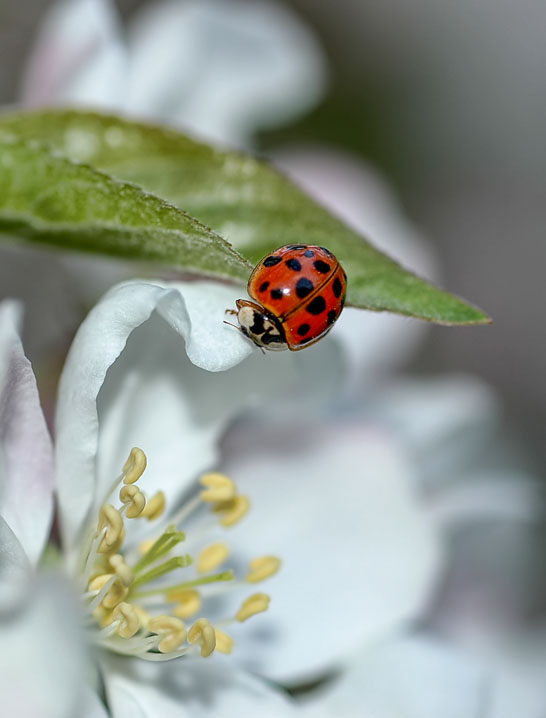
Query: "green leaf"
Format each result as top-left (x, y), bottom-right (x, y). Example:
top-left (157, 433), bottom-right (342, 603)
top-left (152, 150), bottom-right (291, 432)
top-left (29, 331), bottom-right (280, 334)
top-left (0, 136), bottom-right (250, 281)
top-left (0, 109), bottom-right (490, 325)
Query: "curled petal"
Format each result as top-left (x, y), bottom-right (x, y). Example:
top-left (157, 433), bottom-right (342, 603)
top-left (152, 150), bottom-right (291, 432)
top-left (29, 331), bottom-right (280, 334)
top-left (56, 280), bottom-right (337, 554)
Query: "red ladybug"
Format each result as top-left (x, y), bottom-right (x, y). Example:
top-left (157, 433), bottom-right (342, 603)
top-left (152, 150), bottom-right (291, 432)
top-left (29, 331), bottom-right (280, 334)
top-left (227, 244), bottom-right (347, 351)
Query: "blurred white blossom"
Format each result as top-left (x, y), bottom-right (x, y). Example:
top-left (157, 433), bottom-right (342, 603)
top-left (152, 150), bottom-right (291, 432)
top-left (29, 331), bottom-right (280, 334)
top-left (21, 0), bottom-right (327, 148)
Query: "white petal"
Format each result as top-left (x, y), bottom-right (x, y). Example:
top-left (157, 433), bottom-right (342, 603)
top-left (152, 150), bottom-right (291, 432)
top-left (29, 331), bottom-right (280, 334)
top-left (126, 0), bottom-right (327, 146)
top-left (302, 633), bottom-right (485, 718)
top-left (20, 0), bottom-right (126, 108)
top-left (81, 687), bottom-right (111, 718)
top-left (217, 418), bottom-right (441, 683)
top-left (0, 301), bottom-right (54, 565)
top-left (367, 375), bottom-right (499, 454)
top-left (103, 656), bottom-right (298, 718)
top-left (0, 574), bottom-right (89, 718)
top-left (272, 145), bottom-right (438, 382)
top-left (55, 280), bottom-right (247, 547)
top-left (0, 515), bottom-right (30, 587)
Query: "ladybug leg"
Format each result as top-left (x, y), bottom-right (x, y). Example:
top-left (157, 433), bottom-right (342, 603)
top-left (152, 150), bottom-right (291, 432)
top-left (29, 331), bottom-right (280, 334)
top-left (224, 308), bottom-right (238, 316)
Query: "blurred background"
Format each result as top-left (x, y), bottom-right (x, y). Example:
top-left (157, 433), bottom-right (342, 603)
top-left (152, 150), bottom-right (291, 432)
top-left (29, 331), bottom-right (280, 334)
top-left (1, 0), bottom-right (543, 469)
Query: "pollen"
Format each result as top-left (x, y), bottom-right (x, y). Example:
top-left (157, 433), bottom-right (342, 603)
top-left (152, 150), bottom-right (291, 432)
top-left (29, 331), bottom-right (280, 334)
top-left (119, 484), bottom-right (146, 518)
top-left (172, 589), bottom-right (202, 619)
top-left (200, 473), bottom-right (236, 503)
top-left (148, 615), bottom-right (187, 653)
top-left (141, 490), bottom-right (166, 521)
top-left (97, 505), bottom-right (124, 554)
top-left (188, 618), bottom-right (216, 657)
top-left (112, 602), bottom-right (141, 638)
top-left (108, 554), bottom-right (134, 586)
top-left (214, 495), bottom-right (250, 527)
top-left (122, 447), bottom-right (147, 484)
top-left (214, 627), bottom-right (234, 655)
top-left (197, 543), bottom-right (230, 574)
top-left (246, 556), bottom-right (281, 583)
top-left (236, 593), bottom-right (271, 622)
top-left (79, 447), bottom-right (278, 662)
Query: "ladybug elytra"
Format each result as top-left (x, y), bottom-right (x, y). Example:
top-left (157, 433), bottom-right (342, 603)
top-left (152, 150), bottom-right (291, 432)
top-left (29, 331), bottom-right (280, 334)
top-left (227, 244), bottom-right (347, 351)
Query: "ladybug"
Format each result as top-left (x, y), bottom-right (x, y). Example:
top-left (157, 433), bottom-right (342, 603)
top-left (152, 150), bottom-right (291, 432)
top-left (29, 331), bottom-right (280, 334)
top-left (226, 244), bottom-right (347, 351)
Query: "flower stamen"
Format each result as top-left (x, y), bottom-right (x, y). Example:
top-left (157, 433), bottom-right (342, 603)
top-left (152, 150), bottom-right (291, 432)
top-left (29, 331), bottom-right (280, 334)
top-left (98, 505), bottom-right (125, 554)
top-left (197, 543), bottom-right (230, 574)
top-left (123, 447), bottom-right (147, 485)
top-left (213, 495), bottom-right (250, 527)
top-left (246, 556), bottom-right (281, 583)
top-left (236, 593), bottom-right (271, 622)
top-left (188, 618), bottom-right (216, 657)
top-left (148, 615), bottom-right (187, 653)
top-left (82, 450), bottom-right (277, 663)
top-left (199, 473), bottom-right (236, 503)
top-left (140, 491), bottom-right (166, 521)
top-left (119, 484), bottom-right (146, 518)
top-left (112, 602), bottom-right (141, 638)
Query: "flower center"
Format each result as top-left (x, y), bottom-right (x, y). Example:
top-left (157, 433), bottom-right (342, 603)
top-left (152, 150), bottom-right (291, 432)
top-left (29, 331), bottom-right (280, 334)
top-left (78, 447), bottom-right (280, 661)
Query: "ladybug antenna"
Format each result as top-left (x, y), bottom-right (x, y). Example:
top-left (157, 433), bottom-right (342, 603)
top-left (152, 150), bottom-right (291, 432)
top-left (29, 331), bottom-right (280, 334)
top-left (223, 319), bottom-right (239, 330)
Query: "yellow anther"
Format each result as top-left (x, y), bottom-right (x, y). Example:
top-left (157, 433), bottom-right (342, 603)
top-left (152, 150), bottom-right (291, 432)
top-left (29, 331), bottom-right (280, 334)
top-left (188, 618), bottom-right (216, 657)
top-left (169, 589), bottom-right (202, 620)
top-left (236, 593), bottom-right (270, 622)
top-left (246, 556), bottom-right (281, 583)
top-left (120, 484), bottom-right (146, 518)
top-left (214, 495), bottom-right (250, 527)
top-left (93, 605), bottom-right (114, 628)
top-left (138, 538), bottom-right (156, 555)
top-left (197, 543), bottom-right (230, 574)
top-left (98, 504), bottom-right (125, 554)
top-left (108, 554), bottom-right (134, 586)
top-left (123, 447), bottom-right (147, 484)
top-left (140, 491), bottom-right (166, 521)
top-left (148, 615), bottom-right (187, 653)
top-left (132, 604), bottom-right (151, 631)
top-left (112, 602), bottom-right (141, 638)
top-left (214, 628), bottom-right (234, 655)
top-left (200, 473), bottom-right (237, 503)
top-left (88, 573), bottom-right (128, 609)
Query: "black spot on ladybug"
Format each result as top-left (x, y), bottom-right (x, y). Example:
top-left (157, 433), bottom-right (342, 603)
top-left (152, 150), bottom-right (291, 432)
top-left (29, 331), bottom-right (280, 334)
top-left (262, 330), bottom-right (284, 346)
top-left (296, 278), bottom-right (314, 298)
top-left (314, 260), bottom-right (331, 274)
top-left (263, 255), bottom-right (282, 267)
top-left (287, 244), bottom-right (306, 250)
top-left (327, 310), bottom-right (337, 325)
top-left (270, 288), bottom-right (284, 300)
top-left (259, 281), bottom-right (270, 293)
top-left (319, 246), bottom-right (335, 258)
top-left (332, 277), bottom-right (342, 298)
top-left (298, 336), bottom-right (314, 345)
top-left (306, 296), bottom-right (326, 315)
top-left (297, 323), bottom-right (310, 336)
top-left (250, 313), bottom-right (265, 335)
top-left (304, 249), bottom-right (315, 258)
top-left (285, 258), bottom-right (302, 271)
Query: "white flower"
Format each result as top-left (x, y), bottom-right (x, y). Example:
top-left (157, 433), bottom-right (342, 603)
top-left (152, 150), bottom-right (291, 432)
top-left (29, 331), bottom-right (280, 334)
top-left (21, 0), bottom-right (327, 148)
top-left (0, 279), bottom-right (440, 715)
